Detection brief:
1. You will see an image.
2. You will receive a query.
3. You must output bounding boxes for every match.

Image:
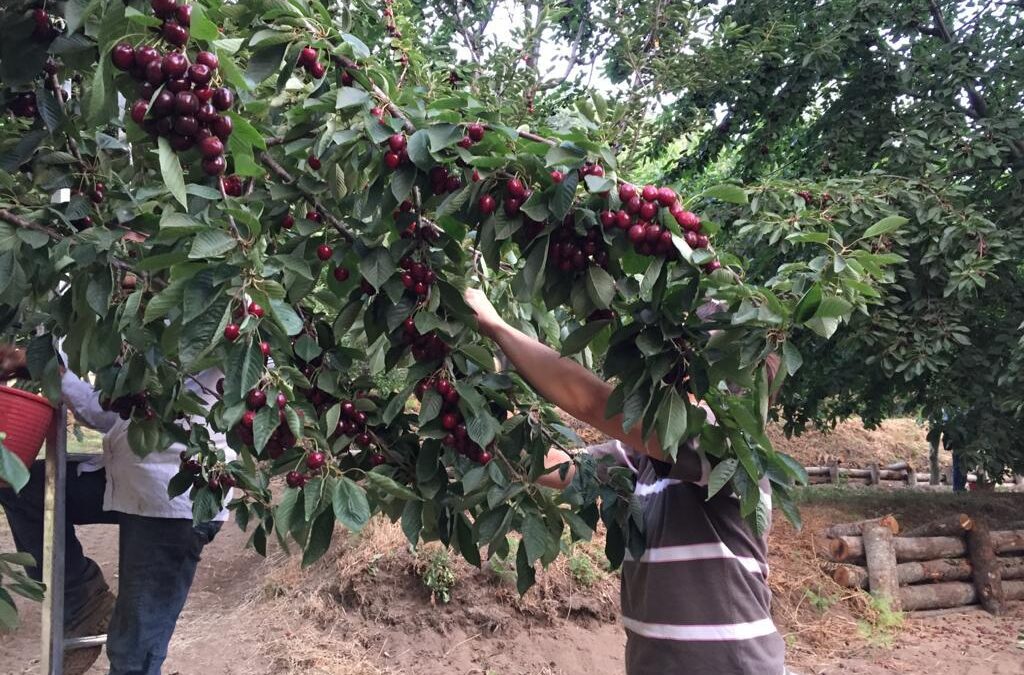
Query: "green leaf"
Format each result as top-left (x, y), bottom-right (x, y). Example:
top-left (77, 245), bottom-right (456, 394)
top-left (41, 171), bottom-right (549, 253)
top-left (245, 43), bottom-right (286, 87)
top-left (189, 4), bottom-right (220, 41)
top-left (793, 283), bottom-right (822, 324)
top-left (418, 389), bottom-right (443, 425)
top-left (702, 184), bottom-right (747, 205)
top-left (706, 458), bottom-right (737, 498)
top-left (340, 33), bottom-right (371, 58)
top-left (301, 509), bottom-right (335, 567)
top-left (157, 137), bottom-right (188, 208)
top-left (522, 514), bottom-right (556, 565)
top-left (515, 541), bottom-right (536, 595)
top-left (336, 87), bottom-right (370, 110)
top-left (269, 300), bottom-right (303, 336)
top-left (0, 443), bottom-right (31, 493)
top-left (781, 341), bottom-right (803, 376)
top-left (359, 248), bottom-right (395, 290)
top-left (655, 390), bottom-right (688, 457)
top-left (226, 112), bottom-right (267, 150)
top-left (863, 215), bottom-right (907, 238)
top-left (365, 470), bottom-right (421, 501)
top-left (639, 257), bottom-right (664, 302)
top-left (189, 230), bottom-right (236, 259)
top-left (406, 130), bottom-right (432, 169)
top-left (585, 266), bottom-right (615, 309)
top-left (401, 499), bottom-right (422, 546)
top-left (560, 320), bottom-right (610, 356)
top-left (332, 477), bottom-right (371, 531)
top-left (549, 171), bottom-right (579, 220)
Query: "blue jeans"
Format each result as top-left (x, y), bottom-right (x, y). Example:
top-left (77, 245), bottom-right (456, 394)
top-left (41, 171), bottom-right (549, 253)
top-left (0, 460), bottom-right (221, 675)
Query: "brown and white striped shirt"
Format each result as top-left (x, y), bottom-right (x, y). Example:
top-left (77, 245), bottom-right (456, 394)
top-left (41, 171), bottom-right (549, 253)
top-left (587, 440), bottom-right (785, 674)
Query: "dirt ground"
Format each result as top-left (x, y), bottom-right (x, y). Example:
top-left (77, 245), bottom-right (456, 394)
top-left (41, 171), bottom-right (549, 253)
top-left (2, 420), bottom-right (1023, 675)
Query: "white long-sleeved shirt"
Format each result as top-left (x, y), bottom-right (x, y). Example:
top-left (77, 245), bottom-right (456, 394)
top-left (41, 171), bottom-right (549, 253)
top-left (61, 369), bottom-right (233, 521)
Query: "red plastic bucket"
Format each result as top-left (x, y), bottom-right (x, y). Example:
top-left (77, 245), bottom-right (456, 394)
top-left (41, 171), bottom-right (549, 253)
top-left (0, 385), bottom-right (54, 479)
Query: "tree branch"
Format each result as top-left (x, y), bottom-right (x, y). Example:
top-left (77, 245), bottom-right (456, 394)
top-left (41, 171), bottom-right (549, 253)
top-left (259, 152), bottom-right (356, 242)
top-left (0, 208), bottom-right (62, 239)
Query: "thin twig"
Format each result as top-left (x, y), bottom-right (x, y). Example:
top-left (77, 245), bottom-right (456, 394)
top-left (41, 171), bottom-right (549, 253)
top-left (0, 208), bottom-right (62, 239)
top-left (217, 176), bottom-right (243, 240)
top-left (47, 74), bottom-right (84, 165)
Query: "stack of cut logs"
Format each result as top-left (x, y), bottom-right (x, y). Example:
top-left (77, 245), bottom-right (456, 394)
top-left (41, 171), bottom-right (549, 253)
top-left (805, 460), bottom-right (1024, 490)
top-left (820, 515), bottom-right (1024, 612)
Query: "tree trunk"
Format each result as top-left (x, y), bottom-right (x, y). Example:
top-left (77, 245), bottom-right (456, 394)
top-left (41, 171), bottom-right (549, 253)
top-left (863, 522), bottom-right (901, 610)
top-left (903, 513), bottom-right (973, 537)
top-left (825, 515), bottom-right (900, 538)
top-left (900, 580), bottom-right (1024, 611)
top-left (928, 438), bottom-right (941, 485)
top-left (832, 558), bottom-right (1024, 590)
top-left (966, 519), bottom-right (1004, 614)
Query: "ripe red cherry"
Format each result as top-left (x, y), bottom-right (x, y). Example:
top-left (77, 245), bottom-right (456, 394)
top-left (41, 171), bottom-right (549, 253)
top-left (645, 224), bottom-right (662, 244)
top-left (196, 51), bottom-right (218, 70)
top-left (162, 21), bottom-right (189, 46)
top-left (202, 155), bottom-right (226, 176)
top-left (188, 63), bottom-right (212, 86)
top-left (306, 210), bottom-right (322, 223)
top-left (657, 187), bottom-right (677, 206)
top-left (615, 210), bottom-right (632, 230)
top-left (135, 46), bottom-right (160, 67)
top-left (223, 323), bottom-right (240, 341)
top-left (166, 77), bottom-right (190, 93)
top-left (174, 90), bottom-right (199, 115)
top-left (298, 47), bottom-right (317, 68)
top-left (503, 197), bottom-right (521, 216)
top-left (333, 266), bottom-right (350, 282)
top-left (441, 413), bottom-right (459, 430)
top-left (197, 102), bottom-right (218, 124)
top-left (111, 43), bottom-right (135, 71)
top-left (260, 341), bottom-right (272, 357)
top-left (641, 185), bottom-right (659, 202)
top-left (388, 134), bottom-right (407, 152)
top-left (211, 115), bottom-right (233, 140)
top-left (194, 87), bottom-right (213, 103)
top-left (369, 453), bottom-right (386, 467)
top-left (704, 260), bottom-right (722, 274)
top-left (639, 201), bottom-right (658, 221)
top-left (588, 164), bottom-right (605, 177)
top-left (281, 214), bottom-right (295, 229)
top-left (306, 452), bottom-right (326, 470)
top-left (130, 99), bottom-right (149, 125)
top-left (173, 115), bottom-right (198, 136)
top-left (507, 178), bottom-right (527, 199)
top-left (285, 471), bottom-right (305, 488)
top-left (600, 211), bottom-right (616, 228)
top-left (618, 183), bottom-right (637, 202)
top-left (151, 0), bottom-right (177, 18)
top-left (241, 410), bottom-right (256, 428)
top-left (550, 170), bottom-right (564, 183)
top-left (176, 3), bottom-right (191, 25)
top-left (308, 154), bottom-right (321, 170)
top-left (309, 61), bottom-right (326, 78)
top-left (247, 389), bottom-right (267, 410)
top-left (478, 451), bottom-right (493, 465)
top-left (625, 196), bottom-right (642, 214)
top-left (211, 87), bottom-right (234, 111)
top-left (316, 244), bottom-right (333, 261)
top-left (354, 432), bottom-right (372, 447)
top-left (276, 392), bottom-right (287, 408)
top-left (675, 210), bottom-right (701, 231)
top-left (144, 60), bottom-right (165, 85)
top-left (466, 123), bottom-right (485, 142)
top-left (478, 194), bottom-right (496, 215)
top-left (684, 230), bottom-right (700, 248)
top-left (695, 234), bottom-right (709, 248)
top-left (628, 223), bottom-right (646, 244)
top-left (247, 302), bottom-right (265, 318)
top-left (383, 152), bottom-right (401, 170)
top-left (198, 136), bottom-right (223, 158)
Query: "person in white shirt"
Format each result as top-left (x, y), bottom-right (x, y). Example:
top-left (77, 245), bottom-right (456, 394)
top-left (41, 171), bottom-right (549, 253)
top-left (0, 345), bottom-right (232, 675)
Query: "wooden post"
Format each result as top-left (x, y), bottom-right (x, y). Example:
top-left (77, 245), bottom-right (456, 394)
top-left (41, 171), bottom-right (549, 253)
top-left (828, 459), bottom-right (839, 485)
top-left (41, 405), bottom-right (67, 675)
top-left (966, 518), bottom-right (1004, 614)
top-left (863, 522), bottom-right (901, 610)
top-left (905, 462), bottom-right (917, 487)
top-left (868, 462), bottom-right (880, 486)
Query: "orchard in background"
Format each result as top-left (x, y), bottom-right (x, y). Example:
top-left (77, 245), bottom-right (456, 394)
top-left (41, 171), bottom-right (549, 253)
top-left (0, 0), bottom-right (902, 620)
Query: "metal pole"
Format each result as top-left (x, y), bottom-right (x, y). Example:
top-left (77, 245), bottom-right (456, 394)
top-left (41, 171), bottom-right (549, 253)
top-left (41, 404), bottom-right (67, 675)
top-left (64, 635), bottom-right (108, 650)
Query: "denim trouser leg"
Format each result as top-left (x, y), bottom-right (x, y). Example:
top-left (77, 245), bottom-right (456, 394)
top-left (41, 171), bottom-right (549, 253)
top-left (0, 460), bottom-right (115, 624)
top-left (104, 514), bottom-right (222, 675)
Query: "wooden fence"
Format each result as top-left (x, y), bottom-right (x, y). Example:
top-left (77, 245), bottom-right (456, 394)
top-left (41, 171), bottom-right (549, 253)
top-left (803, 460), bottom-right (1024, 490)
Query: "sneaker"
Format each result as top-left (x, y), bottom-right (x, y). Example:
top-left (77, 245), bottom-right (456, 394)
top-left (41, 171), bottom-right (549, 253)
top-left (64, 588), bottom-right (116, 675)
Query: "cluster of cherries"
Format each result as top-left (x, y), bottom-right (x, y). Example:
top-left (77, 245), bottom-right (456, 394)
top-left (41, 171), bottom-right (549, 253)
top-left (456, 122), bottom-right (486, 149)
top-left (411, 377), bottom-right (491, 464)
top-left (110, 2), bottom-right (235, 176)
top-left (296, 45), bottom-right (327, 79)
top-left (398, 256), bottom-right (436, 297)
top-left (31, 8), bottom-right (61, 43)
top-left (99, 391), bottom-right (155, 421)
top-left (428, 165), bottom-right (463, 195)
top-left (179, 452), bottom-right (236, 491)
top-left (7, 92), bottom-right (38, 119)
top-left (402, 318), bottom-right (450, 362)
top-left (222, 300), bottom-right (266, 343)
top-left (150, 0), bottom-right (192, 46)
top-left (382, 132), bottom-right (410, 170)
top-left (548, 220), bottom-right (610, 273)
